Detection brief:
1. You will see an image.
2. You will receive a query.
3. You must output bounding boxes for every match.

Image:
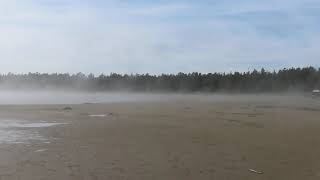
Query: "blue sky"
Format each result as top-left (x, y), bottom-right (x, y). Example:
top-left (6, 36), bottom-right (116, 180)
top-left (0, 0), bottom-right (319, 74)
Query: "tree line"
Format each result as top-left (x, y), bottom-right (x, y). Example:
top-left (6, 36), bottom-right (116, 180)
top-left (0, 67), bottom-right (319, 92)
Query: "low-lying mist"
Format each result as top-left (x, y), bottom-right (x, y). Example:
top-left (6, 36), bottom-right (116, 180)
top-left (0, 90), bottom-right (317, 105)
top-left (0, 67), bottom-right (319, 105)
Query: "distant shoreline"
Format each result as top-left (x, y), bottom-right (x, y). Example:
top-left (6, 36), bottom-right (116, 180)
top-left (0, 67), bottom-right (319, 93)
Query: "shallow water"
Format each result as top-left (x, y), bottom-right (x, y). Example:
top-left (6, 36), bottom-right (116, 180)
top-left (0, 120), bottom-right (67, 144)
top-left (89, 114), bottom-right (107, 117)
top-left (35, 149), bottom-right (47, 152)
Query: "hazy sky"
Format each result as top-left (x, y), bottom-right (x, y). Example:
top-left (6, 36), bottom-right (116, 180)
top-left (0, 0), bottom-right (319, 74)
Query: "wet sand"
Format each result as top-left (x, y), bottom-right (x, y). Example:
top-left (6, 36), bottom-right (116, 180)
top-left (0, 95), bottom-right (320, 179)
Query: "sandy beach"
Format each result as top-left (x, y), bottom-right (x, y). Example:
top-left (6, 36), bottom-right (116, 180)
top-left (0, 94), bottom-right (319, 180)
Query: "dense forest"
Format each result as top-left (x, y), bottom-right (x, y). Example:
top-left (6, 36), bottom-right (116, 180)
top-left (0, 67), bottom-right (319, 92)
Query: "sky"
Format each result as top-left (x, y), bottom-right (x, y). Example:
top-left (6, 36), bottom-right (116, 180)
top-left (0, 0), bottom-right (319, 74)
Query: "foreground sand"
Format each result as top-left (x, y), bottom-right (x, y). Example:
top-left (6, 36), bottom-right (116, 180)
top-left (0, 95), bottom-right (319, 179)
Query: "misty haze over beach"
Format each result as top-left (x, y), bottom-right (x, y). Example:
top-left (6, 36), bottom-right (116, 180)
top-left (0, 90), bottom-right (318, 105)
top-left (1, 0), bottom-right (320, 179)
top-left (0, 67), bottom-right (319, 93)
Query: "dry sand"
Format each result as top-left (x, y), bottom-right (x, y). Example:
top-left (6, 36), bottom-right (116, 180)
top-left (0, 94), bottom-right (319, 179)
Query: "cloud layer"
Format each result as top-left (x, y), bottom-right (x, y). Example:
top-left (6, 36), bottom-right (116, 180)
top-left (0, 0), bottom-right (319, 74)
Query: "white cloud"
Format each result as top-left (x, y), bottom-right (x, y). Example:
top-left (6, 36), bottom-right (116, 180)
top-left (0, 0), bottom-right (319, 74)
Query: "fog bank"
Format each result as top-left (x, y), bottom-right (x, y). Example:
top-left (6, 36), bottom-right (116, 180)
top-left (0, 91), bottom-right (317, 105)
